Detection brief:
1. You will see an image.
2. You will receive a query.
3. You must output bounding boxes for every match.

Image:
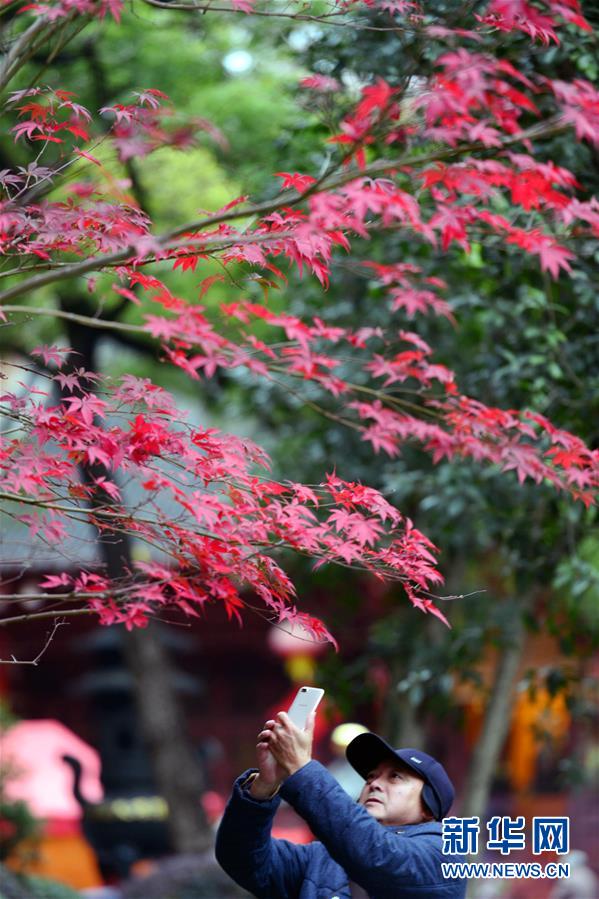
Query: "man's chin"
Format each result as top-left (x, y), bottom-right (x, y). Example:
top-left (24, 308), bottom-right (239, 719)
top-left (362, 800), bottom-right (385, 819)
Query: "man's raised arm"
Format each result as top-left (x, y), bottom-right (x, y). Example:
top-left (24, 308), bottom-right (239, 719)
top-left (214, 719), bottom-right (311, 899)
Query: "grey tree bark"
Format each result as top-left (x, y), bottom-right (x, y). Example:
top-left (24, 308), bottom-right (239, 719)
top-left (63, 300), bottom-right (211, 854)
top-left (123, 625), bottom-right (210, 853)
top-left (459, 602), bottom-right (528, 820)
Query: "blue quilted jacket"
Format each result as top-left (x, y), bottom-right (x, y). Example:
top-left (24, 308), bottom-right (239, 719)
top-left (215, 760), bottom-right (466, 899)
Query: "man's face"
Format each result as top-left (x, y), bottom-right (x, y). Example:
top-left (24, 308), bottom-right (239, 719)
top-left (358, 758), bottom-right (430, 826)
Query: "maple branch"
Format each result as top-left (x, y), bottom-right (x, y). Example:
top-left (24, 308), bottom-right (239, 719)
top-left (0, 229), bottom-right (294, 305)
top-left (0, 580), bottom-right (164, 602)
top-left (346, 382), bottom-right (442, 420)
top-left (0, 607), bottom-right (95, 626)
top-left (0, 306), bottom-right (147, 333)
top-left (139, 0), bottom-right (346, 21)
top-left (138, 0), bottom-right (416, 31)
top-left (265, 371), bottom-right (364, 432)
top-left (0, 616), bottom-right (68, 664)
top-left (25, 16), bottom-right (94, 93)
top-left (1, 489), bottom-right (334, 560)
top-left (0, 492), bottom-right (180, 547)
top-left (0, 309), bottom-right (445, 425)
top-left (263, 361), bottom-right (444, 421)
top-left (0, 593), bottom-right (94, 602)
top-left (0, 117), bottom-right (568, 309)
top-left (0, 13), bottom-right (88, 97)
top-left (0, 17), bottom-right (62, 92)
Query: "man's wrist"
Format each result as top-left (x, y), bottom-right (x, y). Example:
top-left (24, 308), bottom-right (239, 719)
top-left (284, 758), bottom-right (311, 778)
top-left (244, 772), bottom-right (282, 801)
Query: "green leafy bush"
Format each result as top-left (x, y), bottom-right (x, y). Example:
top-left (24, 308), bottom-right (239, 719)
top-left (0, 801), bottom-right (40, 863)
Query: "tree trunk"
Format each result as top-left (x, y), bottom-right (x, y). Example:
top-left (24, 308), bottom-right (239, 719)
top-left (381, 655), bottom-right (425, 748)
top-left (395, 701), bottom-right (425, 749)
top-left (63, 299), bottom-right (210, 853)
top-left (123, 625), bottom-right (210, 853)
top-left (459, 603), bottom-right (528, 819)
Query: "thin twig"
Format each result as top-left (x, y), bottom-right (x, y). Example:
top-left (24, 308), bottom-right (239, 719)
top-left (0, 616), bottom-right (68, 660)
top-left (0, 608), bottom-right (91, 627)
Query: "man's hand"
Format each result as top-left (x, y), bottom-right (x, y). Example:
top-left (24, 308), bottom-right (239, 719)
top-left (257, 710), bottom-right (315, 777)
top-left (250, 721), bottom-right (288, 800)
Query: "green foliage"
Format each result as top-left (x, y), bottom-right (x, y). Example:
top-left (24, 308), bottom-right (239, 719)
top-left (0, 709), bottom-right (42, 867)
top-left (552, 530), bottom-right (599, 651)
top-left (218, 3), bottom-right (599, 741)
top-left (50, 12), bottom-right (304, 195)
top-left (0, 801), bottom-right (40, 864)
top-left (0, 702), bottom-right (17, 731)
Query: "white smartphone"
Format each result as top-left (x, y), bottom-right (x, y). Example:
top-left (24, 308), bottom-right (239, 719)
top-left (287, 686), bottom-right (325, 730)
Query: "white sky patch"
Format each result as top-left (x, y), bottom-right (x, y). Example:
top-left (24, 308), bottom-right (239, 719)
top-left (223, 49), bottom-right (254, 75)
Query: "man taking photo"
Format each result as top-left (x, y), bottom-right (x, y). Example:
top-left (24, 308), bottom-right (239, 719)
top-left (216, 710), bottom-right (466, 898)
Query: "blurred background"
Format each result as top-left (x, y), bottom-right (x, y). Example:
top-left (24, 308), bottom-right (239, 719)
top-left (1, 2), bottom-right (598, 897)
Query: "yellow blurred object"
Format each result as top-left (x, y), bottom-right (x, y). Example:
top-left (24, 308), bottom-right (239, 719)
top-left (331, 723), bottom-right (369, 749)
top-left (284, 654), bottom-right (316, 683)
top-left (507, 688), bottom-right (570, 792)
top-left (6, 831), bottom-right (102, 889)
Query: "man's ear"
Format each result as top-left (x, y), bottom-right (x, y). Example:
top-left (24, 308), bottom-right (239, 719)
top-left (420, 801), bottom-right (435, 823)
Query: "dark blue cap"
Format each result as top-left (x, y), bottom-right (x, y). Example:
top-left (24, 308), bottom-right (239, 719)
top-left (345, 732), bottom-right (455, 820)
